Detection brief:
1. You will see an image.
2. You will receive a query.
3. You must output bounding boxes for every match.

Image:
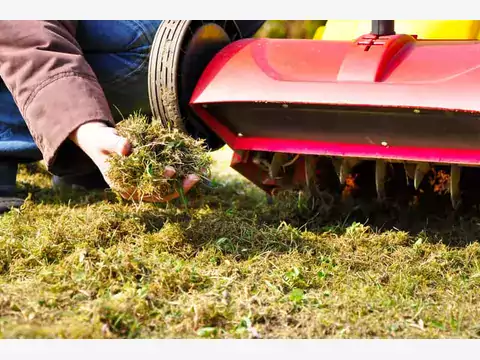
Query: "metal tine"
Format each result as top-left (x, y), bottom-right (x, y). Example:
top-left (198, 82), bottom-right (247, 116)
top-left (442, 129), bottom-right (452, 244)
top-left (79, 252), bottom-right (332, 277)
top-left (414, 163), bottom-right (431, 190)
top-left (450, 165), bottom-right (461, 210)
top-left (335, 158), bottom-right (360, 184)
top-left (269, 153), bottom-right (289, 179)
top-left (404, 163), bottom-right (416, 184)
top-left (375, 160), bottom-right (387, 201)
top-left (305, 155), bottom-right (321, 197)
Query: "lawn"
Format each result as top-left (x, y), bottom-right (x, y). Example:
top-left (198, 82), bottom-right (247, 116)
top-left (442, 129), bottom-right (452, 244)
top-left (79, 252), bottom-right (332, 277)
top-left (0, 145), bottom-right (480, 339)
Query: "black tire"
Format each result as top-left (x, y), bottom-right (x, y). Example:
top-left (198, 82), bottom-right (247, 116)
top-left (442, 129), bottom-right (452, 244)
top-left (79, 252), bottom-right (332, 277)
top-left (148, 20), bottom-right (265, 151)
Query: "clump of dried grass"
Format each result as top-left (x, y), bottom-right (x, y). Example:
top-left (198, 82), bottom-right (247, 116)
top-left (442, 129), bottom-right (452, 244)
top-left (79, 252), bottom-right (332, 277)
top-left (106, 113), bottom-right (212, 202)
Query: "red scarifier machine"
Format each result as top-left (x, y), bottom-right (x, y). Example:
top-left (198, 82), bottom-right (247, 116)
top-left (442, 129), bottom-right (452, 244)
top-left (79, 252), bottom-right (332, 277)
top-left (148, 20), bottom-right (480, 210)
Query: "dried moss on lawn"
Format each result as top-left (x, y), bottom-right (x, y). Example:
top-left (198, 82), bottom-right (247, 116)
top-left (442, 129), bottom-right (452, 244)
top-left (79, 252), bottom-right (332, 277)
top-left (106, 114), bottom-right (212, 202)
top-left (1, 146), bottom-right (480, 339)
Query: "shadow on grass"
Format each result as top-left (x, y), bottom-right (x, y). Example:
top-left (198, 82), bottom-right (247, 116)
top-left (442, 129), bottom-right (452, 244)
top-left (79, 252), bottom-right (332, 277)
top-left (16, 180), bottom-right (121, 208)
top-left (15, 173), bottom-right (480, 251)
top-left (338, 202), bottom-right (480, 248)
top-left (134, 194), bottom-right (480, 264)
top-left (19, 162), bottom-right (51, 177)
top-left (136, 206), bottom-right (320, 260)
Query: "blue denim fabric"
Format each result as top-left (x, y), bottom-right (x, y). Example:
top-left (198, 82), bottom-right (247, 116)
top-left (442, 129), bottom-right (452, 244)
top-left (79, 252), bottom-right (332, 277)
top-left (0, 86), bottom-right (41, 162)
top-left (76, 20), bottom-right (162, 121)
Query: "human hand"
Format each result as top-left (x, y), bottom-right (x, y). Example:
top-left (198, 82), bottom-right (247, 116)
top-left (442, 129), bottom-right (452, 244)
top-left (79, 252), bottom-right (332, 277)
top-left (68, 121), bottom-right (200, 202)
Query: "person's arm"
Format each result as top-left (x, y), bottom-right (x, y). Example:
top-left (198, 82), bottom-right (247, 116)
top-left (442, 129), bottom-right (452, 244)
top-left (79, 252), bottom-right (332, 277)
top-left (0, 20), bottom-right (200, 201)
top-left (0, 20), bottom-right (114, 176)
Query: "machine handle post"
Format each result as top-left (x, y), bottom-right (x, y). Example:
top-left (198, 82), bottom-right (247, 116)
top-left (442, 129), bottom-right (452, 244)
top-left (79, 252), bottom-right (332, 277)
top-left (371, 20), bottom-right (395, 36)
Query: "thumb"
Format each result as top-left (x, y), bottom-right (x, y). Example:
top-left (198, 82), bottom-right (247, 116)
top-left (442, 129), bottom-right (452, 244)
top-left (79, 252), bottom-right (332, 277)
top-left (102, 131), bottom-right (132, 157)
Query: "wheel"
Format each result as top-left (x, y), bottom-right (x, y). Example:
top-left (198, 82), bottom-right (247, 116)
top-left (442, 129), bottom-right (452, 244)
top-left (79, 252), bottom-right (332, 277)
top-left (148, 20), bottom-right (265, 151)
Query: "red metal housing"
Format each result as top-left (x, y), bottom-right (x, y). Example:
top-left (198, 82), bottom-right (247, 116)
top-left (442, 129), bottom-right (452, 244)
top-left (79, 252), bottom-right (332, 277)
top-left (188, 34), bottom-right (480, 192)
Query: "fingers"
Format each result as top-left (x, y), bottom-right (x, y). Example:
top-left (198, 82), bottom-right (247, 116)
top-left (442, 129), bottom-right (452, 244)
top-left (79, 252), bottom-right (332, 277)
top-left (137, 174), bottom-right (201, 203)
top-left (111, 166), bottom-right (199, 204)
top-left (116, 137), bottom-right (132, 156)
top-left (72, 122), bottom-right (132, 159)
top-left (163, 166), bottom-right (176, 179)
top-left (139, 191), bottom-right (177, 203)
top-left (103, 133), bottom-right (131, 157)
top-left (163, 167), bottom-right (200, 189)
top-left (183, 174), bottom-right (201, 193)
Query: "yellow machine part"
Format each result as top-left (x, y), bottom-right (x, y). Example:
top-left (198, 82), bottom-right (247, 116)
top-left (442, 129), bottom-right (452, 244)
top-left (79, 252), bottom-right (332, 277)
top-left (313, 20), bottom-right (480, 40)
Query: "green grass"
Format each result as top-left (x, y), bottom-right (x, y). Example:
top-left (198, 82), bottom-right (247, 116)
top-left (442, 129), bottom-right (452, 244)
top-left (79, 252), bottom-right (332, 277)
top-left (1, 146), bottom-right (480, 339)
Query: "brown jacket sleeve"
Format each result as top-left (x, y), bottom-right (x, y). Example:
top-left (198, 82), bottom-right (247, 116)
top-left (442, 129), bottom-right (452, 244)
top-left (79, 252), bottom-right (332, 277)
top-left (0, 20), bottom-right (115, 176)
